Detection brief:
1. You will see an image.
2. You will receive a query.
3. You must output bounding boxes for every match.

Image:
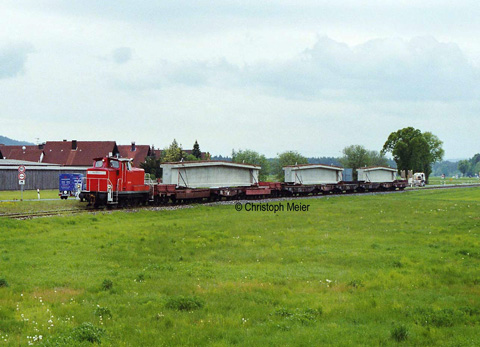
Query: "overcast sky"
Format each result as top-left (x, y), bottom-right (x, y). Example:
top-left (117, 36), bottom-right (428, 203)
top-left (1, 1), bottom-right (479, 159)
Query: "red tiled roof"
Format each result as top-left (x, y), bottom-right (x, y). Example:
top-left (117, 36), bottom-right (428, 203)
top-left (152, 149), bottom-right (163, 158)
top-left (42, 141), bottom-right (119, 166)
top-left (117, 145), bottom-right (151, 167)
top-left (0, 145), bottom-right (44, 162)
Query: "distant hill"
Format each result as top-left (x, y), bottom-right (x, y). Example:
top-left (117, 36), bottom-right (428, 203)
top-left (0, 135), bottom-right (34, 146)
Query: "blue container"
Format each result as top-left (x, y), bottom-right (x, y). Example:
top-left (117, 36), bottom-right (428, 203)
top-left (343, 168), bottom-right (353, 182)
top-left (59, 173), bottom-right (84, 199)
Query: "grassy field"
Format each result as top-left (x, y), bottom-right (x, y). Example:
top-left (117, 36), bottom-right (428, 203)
top-left (428, 177), bottom-right (480, 185)
top-left (0, 189), bottom-right (62, 201)
top-left (0, 190), bottom-right (83, 215)
top-left (1, 188), bottom-right (480, 346)
top-left (0, 200), bottom-right (81, 217)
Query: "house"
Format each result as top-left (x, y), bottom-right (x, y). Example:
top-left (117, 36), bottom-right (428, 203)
top-left (0, 144), bottom-right (44, 162)
top-left (42, 140), bottom-right (119, 167)
top-left (117, 142), bottom-right (152, 168)
top-left (0, 159), bottom-right (86, 190)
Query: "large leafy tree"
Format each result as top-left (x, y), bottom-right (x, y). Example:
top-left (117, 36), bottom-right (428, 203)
top-left (471, 154), bottom-right (480, 166)
top-left (163, 139), bottom-right (184, 162)
top-left (272, 151), bottom-right (308, 181)
top-left (457, 153), bottom-right (480, 176)
top-left (368, 150), bottom-right (389, 167)
top-left (382, 127), bottom-right (444, 182)
top-left (474, 162), bottom-right (480, 176)
top-left (232, 149), bottom-right (269, 181)
top-left (339, 145), bottom-right (388, 180)
top-left (457, 160), bottom-right (470, 176)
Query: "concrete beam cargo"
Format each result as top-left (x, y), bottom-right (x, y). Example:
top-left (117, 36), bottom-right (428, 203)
top-left (357, 166), bottom-right (397, 183)
top-left (160, 161), bottom-right (261, 188)
top-left (283, 164), bottom-right (344, 184)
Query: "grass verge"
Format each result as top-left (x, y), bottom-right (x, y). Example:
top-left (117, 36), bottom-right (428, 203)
top-left (0, 188), bottom-right (479, 345)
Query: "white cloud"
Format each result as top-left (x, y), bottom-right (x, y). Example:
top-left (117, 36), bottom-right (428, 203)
top-left (254, 36), bottom-right (479, 101)
top-left (113, 36), bottom-right (479, 102)
top-left (0, 43), bottom-right (33, 79)
top-left (112, 47), bottom-right (132, 64)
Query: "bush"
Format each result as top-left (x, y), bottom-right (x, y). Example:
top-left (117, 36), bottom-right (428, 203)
top-left (392, 260), bottom-right (403, 268)
top-left (349, 279), bottom-right (364, 288)
top-left (0, 278), bottom-right (8, 287)
top-left (430, 308), bottom-right (456, 327)
top-left (296, 308), bottom-right (323, 325)
top-left (274, 307), bottom-right (293, 317)
top-left (40, 323), bottom-right (105, 346)
top-left (274, 307), bottom-right (322, 325)
top-left (101, 279), bottom-right (113, 291)
top-left (94, 306), bottom-right (112, 319)
top-left (459, 306), bottom-right (480, 317)
top-left (391, 324), bottom-right (409, 342)
top-left (165, 296), bottom-right (204, 311)
top-left (72, 322), bottom-right (105, 343)
top-left (413, 307), bottom-right (459, 327)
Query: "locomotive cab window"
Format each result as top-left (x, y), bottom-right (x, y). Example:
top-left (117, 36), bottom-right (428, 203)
top-left (94, 160), bottom-right (104, 168)
top-left (110, 160), bottom-right (120, 169)
top-left (127, 162), bottom-right (132, 171)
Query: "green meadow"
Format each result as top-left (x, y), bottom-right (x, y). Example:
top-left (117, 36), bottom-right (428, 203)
top-left (428, 177), bottom-right (480, 186)
top-left (1, 188), bottom-right (479, 346)
top-left (0, 190), bottom-right (61, 201)
top-left (0, 190), bottom-right (83, 215)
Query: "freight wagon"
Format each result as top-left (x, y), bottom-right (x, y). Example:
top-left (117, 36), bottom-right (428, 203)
top-left (80, 156), bottom-right (407, 208)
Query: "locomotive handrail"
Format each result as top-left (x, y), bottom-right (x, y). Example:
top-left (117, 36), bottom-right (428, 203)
top-left (144, 177), bottom-right (156, 186)
top-left (117, 178), bottom-right (123, 191)
top-left (115, 178), bottom-right (122, 203)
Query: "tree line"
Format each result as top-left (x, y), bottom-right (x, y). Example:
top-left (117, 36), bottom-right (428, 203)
top-left (229, 127), bottom-right (444, 182)
top-left (140, 139), bottom-right (209, 178)
top-left (457, 154), bottom-right (480, 177)
top-left (142, 127), bottom-right (445, 182)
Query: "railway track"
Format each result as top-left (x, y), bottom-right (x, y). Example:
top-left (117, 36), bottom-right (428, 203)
top-left (408, 183), bottom-right (480, 190)
top-left (1, 208), bottom-right (90, 220)
top-left (2, 183), bottom-right (479, 220)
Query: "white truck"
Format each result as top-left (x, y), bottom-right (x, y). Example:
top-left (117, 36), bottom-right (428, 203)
top-left (409, 172), bottom-right (426, 187)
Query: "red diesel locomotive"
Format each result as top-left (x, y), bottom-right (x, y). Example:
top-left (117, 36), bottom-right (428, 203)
top-left (81, 157), bottom-right (151, 207)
